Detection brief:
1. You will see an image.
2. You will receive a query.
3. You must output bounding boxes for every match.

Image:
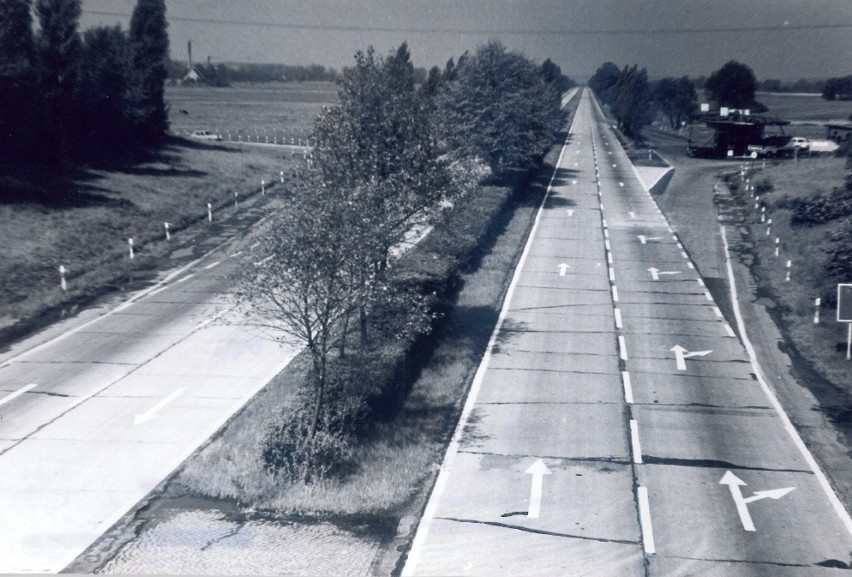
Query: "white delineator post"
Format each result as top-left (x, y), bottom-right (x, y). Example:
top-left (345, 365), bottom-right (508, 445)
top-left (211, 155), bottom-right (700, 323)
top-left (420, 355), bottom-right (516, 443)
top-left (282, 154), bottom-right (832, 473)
top-left (59, 265), bottom-right (67, 292)
top-left (814, 297), bottom-right (821, 324)
top-left (261, 179), bottom-right (265, 195)
top-left (234, 191), bottom-right (239, 209)
top-left (785, 260), bottom-right (791, 282)
top-left (128, 238), bottom-right (134, 259)
top-left (775, 237), bottom-right (780, 257)
top-left (164, 222), bottom-right (170, 241)
top-left (207, 203), bottom-right (212, 222)
top-left (280, 170), bottom-right (284, 184)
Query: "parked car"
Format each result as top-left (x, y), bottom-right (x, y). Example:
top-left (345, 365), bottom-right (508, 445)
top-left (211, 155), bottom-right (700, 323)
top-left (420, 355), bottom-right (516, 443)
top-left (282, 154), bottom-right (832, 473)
top-left (190, 130), bottom-right (222, 141)
top-left (790, 137), bottom-right (810, 150)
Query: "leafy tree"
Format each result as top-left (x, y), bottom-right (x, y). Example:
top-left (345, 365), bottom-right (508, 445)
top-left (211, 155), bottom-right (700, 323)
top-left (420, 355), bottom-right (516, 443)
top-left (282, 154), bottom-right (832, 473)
top-left (613, 65), bottom-right (654, 138)
top-left (0, 0), bottom-right (37, 164)
top-left (822, 75), bottom-right (852, 101)
top-left (34, 0), bottom-right (81, 169)
top-left (705, 60), bottom-right (756, 108)
top-left (654, 76), bottom-right (697, 129)
top-left (437, 40), bottom-right (562, 174)
top-left (76, 26), bottom-right (130, 159)
top-left (540, 58), bottom-right (574, 94)
top-left (128, 0), bottom-right (169, 143)
top-left (589, 61), bottom-right (621, 107)
top-left (312, 44), bottom-right (451, 343)
top-left (420, 65), bottom-right (442, 98)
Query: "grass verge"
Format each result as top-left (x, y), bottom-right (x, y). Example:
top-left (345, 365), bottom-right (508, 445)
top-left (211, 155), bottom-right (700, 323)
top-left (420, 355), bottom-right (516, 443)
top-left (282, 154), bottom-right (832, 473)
top-left (723, 154), bottom-right (851, 393)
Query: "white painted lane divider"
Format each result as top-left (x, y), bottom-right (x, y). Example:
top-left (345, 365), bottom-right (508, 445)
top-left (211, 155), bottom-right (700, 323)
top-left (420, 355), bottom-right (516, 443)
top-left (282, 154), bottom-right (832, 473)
top-left (670, 345), bottom-right (713, 371)
top-left (133, 388), bottom-right (185, 426)
top-left (195, 307), bottom-right (232, 331)
top-left (638, 486), bottom-right (656, 554)
top-left (0, 384), bottom-right (37, 408)
top-left (621, 371), bottom-right (633, 404)
top-left (525, 459), bottom-right (552, 519)
top-left (176, 272), bottom-right (196, 284)
top-left (618, 335), bottom-right (628, 361)
top-left (720, 471), bottom-right (795, 532)
top-left (647, 268), bottom-right (681, 281)
top-left (630, 419), bottom-right (642, 463)
top-left (204, 261), bottom-right (221, 270)
top-left (614, 308), bottom-right (623, 329)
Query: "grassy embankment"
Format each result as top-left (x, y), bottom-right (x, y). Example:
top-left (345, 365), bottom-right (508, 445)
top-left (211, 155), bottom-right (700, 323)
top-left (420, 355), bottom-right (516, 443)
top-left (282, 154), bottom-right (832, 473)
top-left (0, 82), bottom-right (335, 347)
top-left (725, 155), bottom-right (851, 390)
top-left (174, 99), bottom-right (580, 519)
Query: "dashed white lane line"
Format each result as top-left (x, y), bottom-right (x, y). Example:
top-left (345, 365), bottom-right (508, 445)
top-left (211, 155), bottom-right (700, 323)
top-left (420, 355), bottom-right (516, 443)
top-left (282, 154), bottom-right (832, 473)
top-left (630, 419), bottom-right (642, 464)
top-left (638, 486), bottom-right (656, 554)
top-left (204, 261), bottom-right (221, 270)
top-left (618, 335), bottom-right (628, 361)
top-left (724, 323), bottom-right (736, 337)
top-left (609, 267), bottom-right (616, 282)
top-left (680, 251), bottom-right (689, 259)
top-left (176, 272), bottom-right (196, 284)
top-left (607, 253), bottom-right (614, 265)
top-left (697, 278), bottom-right (705, 287)
top-left (0, 384), bottom-right (37, 408)
top-left (612, 285), bottom-right (620, 302)
top-left (621, 371), bottom-right (633, 404)
top-left (605, 240), bottom-right (611, 251)
top-left (614, 308), bottom-right (623, 329)
top-left (704, 291), bottom-right (713, 301)
top-left (687, 262), bottom-right (695, 270)
top-left (230, 251), bottom-right (243, 258)
top-left (713, 306), bottom-right (723, 317)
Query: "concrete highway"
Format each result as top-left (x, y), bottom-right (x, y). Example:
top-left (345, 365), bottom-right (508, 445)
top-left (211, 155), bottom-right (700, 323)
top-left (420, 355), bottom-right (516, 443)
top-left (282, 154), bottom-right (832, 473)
top-left (402, 89), bottom-right (852, 576)
top-left (0, 244), bottom-right (297, 572)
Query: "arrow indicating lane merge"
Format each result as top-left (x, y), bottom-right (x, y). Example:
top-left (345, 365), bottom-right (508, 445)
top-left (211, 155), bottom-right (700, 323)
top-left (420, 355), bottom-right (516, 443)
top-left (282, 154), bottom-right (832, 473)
top-left (670, 345), bottom-right (713, 371)
top-left (720, 471), bottom-right (795, 532)
top-left (648, 268), bottom-right (682, 281)
top-left (525, 459), bottom-right (552, 519)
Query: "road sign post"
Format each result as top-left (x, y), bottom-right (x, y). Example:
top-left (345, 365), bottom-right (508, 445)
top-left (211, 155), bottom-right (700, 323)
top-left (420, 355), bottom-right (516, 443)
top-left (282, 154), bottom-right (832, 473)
top-left (838, 284), bottom-right (852, 360)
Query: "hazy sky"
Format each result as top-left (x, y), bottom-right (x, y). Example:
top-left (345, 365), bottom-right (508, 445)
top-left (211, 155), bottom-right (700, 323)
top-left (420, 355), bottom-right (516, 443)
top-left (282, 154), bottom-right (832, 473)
top-left (79, 0), bottom-right (852, 80)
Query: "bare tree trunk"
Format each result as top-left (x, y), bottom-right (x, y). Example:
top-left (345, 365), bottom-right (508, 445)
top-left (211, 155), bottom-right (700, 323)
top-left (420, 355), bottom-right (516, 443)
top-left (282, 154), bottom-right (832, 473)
top-left (338, 311), bottom-right (349, 358)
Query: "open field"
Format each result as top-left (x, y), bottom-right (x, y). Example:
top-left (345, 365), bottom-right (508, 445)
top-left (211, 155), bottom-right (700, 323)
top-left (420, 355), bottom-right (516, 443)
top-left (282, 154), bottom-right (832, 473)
top-left (0, 82), bottom-right (338, 347)
top-left (756, 92), bottom-right (852, 140)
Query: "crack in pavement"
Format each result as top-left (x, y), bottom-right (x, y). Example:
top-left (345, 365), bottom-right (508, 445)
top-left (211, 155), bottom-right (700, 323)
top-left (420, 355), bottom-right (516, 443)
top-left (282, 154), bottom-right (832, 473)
top-left (642, 456), bottom-right (813, 474)
top-left (436, 517), bottom-right (640, 545)
top-left (664, 554), bottom-right (822, 569)
top-left (458, 450), bottom-right (631, 465)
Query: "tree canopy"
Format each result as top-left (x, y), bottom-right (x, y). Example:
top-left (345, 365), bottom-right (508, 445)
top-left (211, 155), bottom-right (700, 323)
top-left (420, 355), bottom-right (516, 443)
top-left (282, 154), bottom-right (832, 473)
top-left (705, 60), bottom-right (757, 108)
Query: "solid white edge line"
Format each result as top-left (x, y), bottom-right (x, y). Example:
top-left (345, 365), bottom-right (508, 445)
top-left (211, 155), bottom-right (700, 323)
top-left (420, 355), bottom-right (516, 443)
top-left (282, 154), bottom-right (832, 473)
top-left (622, 371), bottom-right (634, 404)
top-left (0, 384), bottom-right (37, 407)
top-left (720, 224), bottom-right (852, 535)
top-left (638, 486), bottom-right (656, 554)
top-left (630, 419), bottom-right (642, 463)
top-left (401, 98), bottom-right (580, 577)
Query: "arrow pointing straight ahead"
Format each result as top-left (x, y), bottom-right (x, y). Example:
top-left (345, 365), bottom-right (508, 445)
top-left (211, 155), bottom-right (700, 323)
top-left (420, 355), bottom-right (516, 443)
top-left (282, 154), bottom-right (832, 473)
top-left (558, 263), bottom-right (570, 277)
top-left (525, 459), bottom-right (552, 519)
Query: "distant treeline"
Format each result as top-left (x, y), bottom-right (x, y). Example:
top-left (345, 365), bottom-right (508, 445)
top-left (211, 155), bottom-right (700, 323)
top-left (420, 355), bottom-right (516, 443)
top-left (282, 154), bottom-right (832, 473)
top-left (0, 0), bottom-right (170, 170)
top-left (166, 61), bottom-right (342, 86)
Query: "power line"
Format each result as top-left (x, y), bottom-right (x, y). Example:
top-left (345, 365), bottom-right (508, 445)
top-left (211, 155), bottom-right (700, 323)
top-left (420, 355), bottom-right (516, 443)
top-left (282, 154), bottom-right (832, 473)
top-left (82, 10), bottom-right (852, 37)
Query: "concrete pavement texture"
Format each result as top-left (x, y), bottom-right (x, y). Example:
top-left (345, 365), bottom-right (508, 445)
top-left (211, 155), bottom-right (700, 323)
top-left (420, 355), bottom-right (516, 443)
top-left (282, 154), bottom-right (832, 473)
top-left (402, 89), bottom-right (852, 576)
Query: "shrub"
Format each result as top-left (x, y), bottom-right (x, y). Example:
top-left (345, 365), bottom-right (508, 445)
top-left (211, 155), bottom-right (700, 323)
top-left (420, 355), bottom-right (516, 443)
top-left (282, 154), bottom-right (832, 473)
top-left (826, 218), bottom-right (852, 282)
top-left (784, 187), bottom-right (852, 226)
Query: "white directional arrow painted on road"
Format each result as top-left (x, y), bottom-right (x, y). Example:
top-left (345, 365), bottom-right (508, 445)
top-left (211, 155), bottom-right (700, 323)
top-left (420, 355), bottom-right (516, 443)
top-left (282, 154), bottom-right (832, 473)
top-left (720, 471), bottom-right (795, 532)
top-left (134, 388), bottom-right (185, 425)
top-left (628, 212), bottom-right (636, 219)
top-left (648, 267), bottom-right (681, 281)
top-left (637, 235), bottom-right (662, 245)
top-left (558, 263), bottom-right (571, 276)
top-left (525, 459), bottom-right (552, 519)
top-left (670, 345), bottom-right (713, 370)
top-left (567, 209), bottom-right (574, 216)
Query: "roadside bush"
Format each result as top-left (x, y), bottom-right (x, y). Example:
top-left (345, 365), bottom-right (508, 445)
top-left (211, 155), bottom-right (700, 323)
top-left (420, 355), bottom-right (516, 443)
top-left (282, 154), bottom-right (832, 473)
top-left (826, 218), bottom-right (852, 282)
top-left (754, 178), bottom-right (774, 194)
top-left (783, 187), bottom-right (852, 226)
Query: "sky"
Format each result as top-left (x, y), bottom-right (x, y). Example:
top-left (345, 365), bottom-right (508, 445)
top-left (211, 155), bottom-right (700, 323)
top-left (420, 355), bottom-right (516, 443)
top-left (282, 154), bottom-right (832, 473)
top-left (79, 0), bottom-right (852, 81)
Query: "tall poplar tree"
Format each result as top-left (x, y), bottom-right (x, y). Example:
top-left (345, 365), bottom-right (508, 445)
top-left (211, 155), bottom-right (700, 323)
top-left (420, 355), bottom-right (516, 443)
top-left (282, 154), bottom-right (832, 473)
top-left (128, 0), bottom-right (169, 143)
top-left (0, 0), bottom-right (36, 164)
top-left (35, 0), bottom-right (81, 169)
